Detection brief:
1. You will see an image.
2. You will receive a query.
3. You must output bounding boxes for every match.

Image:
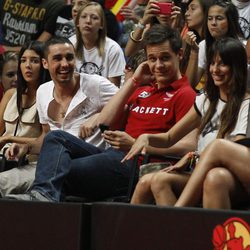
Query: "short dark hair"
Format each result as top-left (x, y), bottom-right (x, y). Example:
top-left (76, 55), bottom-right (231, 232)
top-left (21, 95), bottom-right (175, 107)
top-left (143, 24), bottom-right (182, 54)
top-left (44, 37), bottom-right (74, 59)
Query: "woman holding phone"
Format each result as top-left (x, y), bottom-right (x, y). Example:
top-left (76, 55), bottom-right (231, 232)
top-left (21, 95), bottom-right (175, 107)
top-left (125, 0), bottom-right (182, 57)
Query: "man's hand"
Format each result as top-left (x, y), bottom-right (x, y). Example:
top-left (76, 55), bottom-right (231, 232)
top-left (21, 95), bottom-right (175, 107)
top-left (103, 130), bottom-right (135, 151)
top-left (132, 61), bottom-right (155, 86)
top-left (79, 114), bottom-right (99, 139)
top-left (5, 143), bottom-right (29, 161)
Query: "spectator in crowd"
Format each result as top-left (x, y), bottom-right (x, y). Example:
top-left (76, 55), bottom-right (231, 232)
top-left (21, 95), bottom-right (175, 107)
top-left (0, 0), bottom-right (64, 52)
top-left (55, 0), bottom-right (75, 39)
top-left (232, 0), bottom-right (250, 88)
top-left (118, 0), bottom-right (147, 49)
top-left (69, 0), bottom-right (121, 42)
top-left (232, 0), bottom-right (250, 40)
top-left (180, 0), bottom-right (213, 90)
top-left (0, 51), bottom-right (18, 100)
top-left (123, 38), bottom-right (250, 207)
top-left (72, 2), bottom-right (126, 87)
top-left (0, 41), bottom-right (46, 196)
top-left (6, 25), bottom-right (196, 202)
top-left (125, 0), bottom-right (182, 57)
top-left (189, 0), bottom-right (244, 89)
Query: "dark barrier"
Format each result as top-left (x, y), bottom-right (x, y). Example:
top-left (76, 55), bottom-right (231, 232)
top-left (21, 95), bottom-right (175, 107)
top-left (0, 200), bottom-right (249, 250)
top-left (91, 202), bottom-right (250, 250)
top-left (0, 200), bottom-right (91, 250)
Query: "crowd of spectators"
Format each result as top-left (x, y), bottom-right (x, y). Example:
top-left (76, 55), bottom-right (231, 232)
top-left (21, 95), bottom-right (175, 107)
top-left (0, 0), bottom-right (249, 210)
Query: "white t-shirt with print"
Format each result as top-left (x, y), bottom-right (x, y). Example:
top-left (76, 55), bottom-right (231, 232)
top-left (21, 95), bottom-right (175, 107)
top-left (194, 93), bottom-right (250, 153)
top-left (70, 35), bottom-right (126, 79)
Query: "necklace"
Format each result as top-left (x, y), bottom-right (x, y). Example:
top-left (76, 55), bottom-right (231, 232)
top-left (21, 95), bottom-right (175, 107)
top-left (60, 111), bottom-right (66, 118)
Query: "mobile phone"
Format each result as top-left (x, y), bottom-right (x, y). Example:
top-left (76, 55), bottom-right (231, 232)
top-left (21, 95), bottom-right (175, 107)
top-left (99, 124), bottom-right (109, 133)
top-left (157, 2), bottom-right (172, 15)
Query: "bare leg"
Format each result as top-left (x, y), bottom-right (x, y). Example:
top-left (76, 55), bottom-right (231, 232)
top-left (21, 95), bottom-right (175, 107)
top-left (203, 167), bottom-right (248, 209)
top-left (150, 171), bottom-right (190, 206)
top-left (175, 139), bottom-right (250, 207)
top-left (130, 173), bottom-right (155, 204)
top-left (203, 168), bottom-right (236, 209)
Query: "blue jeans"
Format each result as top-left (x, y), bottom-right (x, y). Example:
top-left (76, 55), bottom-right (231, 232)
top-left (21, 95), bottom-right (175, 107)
top-left (32, 130), bottom-right (134, 201)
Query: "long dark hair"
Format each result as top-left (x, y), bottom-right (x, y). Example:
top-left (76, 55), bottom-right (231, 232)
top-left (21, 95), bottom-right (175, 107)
top-left (200, 37), bottom-right (247, 138)
top-left (205, 0), bottom-right (243, 63)
top-left (16, 40), bottom-right (45, 116)
top-left (180, 0), bottom-right (213, 73)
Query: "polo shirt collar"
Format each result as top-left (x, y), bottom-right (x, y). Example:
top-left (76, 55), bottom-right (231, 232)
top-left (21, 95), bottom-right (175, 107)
top-left (152, 75), bottom-right (189, 91)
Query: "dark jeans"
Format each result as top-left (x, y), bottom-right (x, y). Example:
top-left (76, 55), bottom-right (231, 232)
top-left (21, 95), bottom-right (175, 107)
top-left (32, 130), bottom-right (134, 201)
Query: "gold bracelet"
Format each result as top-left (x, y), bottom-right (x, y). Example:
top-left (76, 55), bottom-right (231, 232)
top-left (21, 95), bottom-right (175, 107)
top-left (129, 31), bottom-right (143, 43)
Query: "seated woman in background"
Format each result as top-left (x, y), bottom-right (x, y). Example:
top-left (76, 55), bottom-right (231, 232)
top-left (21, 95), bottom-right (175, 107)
top-left (0, 41), bottom-right (46, 196)
top-left (0, 51), bottom-right (18, 100)
top-left (189, 0), bottom-right (245, 89)
top-left (122, 37), bottom-right (250, 207)
top-left (71, 2), bottom-right (126, 87)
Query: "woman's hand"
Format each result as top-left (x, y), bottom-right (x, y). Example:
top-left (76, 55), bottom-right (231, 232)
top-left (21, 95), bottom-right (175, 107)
top-left (103, 130), bottom-right (135, 151)
top-left (141, 0), bottom-right (160, 25)
top-left (161, 152), bottom-right (193, 173)
top-left (5, 143), bottom-right (29, 161)
top-left (121, 134), bottom-right (150, 162)
top-left (170, 5), bottom-right (182, 29)
top-left (120, 6), bottom-right (140, 23)
top-left (185, 31), bottom-right (199, 51)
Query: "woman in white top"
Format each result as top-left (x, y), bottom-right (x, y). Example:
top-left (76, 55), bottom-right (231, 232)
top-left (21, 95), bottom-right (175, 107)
top-left (0, 41), bottom-right (46, 196)
top-left (72, 2), bottom-right (126, 87)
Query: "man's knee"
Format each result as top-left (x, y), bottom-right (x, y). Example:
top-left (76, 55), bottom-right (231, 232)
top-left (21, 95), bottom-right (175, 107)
top-left (44, 130), bottom-right (73, 145)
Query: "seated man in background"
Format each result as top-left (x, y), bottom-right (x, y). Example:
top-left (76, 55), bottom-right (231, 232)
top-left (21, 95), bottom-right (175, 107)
top-left (7, 24), bottom-right (197, 202)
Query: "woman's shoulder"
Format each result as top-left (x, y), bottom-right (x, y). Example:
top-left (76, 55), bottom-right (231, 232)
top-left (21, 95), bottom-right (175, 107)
top-left (2, 88), bottom-right (16, 102)
top-left (244, 92), bottom-right (250, 100)
top-left (105, 37), bottom-right (122, 49)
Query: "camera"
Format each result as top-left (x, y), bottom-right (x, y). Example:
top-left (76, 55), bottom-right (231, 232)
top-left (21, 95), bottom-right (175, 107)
top-left (157, 2), bottom-right (172, 15)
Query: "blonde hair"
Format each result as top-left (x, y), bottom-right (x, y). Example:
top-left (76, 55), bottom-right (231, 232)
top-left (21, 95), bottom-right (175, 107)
top-left (75, 2), bottom-right (107, 60)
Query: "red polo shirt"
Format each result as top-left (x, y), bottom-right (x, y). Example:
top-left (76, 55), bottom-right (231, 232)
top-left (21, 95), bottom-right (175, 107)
top-left (125, 76), bottom-right (196, 138)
